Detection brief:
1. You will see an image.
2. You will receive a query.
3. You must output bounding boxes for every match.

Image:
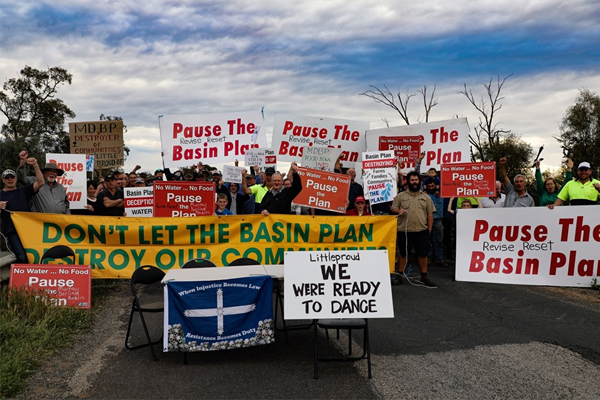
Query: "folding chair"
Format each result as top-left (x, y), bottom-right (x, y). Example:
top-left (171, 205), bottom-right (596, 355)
top-left (181, 258), bottom-right (217, 268)
top-left (313, 318), bottom-right (372, 379)
top-left (227, 257), bottom-right (260, 266)
top-left (41, 245), bottom-right (75, 264)
top-left (125, 265), bottom-right (165, 361)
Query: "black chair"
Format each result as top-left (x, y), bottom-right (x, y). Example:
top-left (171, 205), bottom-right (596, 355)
top-left (41, 245), bottom-right (75, 264)
top-left (181, 258), bottom-right (217, 268)
top-left (125, 265), bottom-right (165, 361)
top-left (227, 257), bottom-right (260, 266)
top-left (313, 318), bottom-right (372, 379)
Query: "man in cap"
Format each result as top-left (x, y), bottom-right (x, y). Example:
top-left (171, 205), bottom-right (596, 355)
top-left (242, 167), bottom-right (274, 214)
top-left (1, 159), bottom-right (44, 263)
top-left (134, 177), bottom-right (146, 187)
top-left (17, 150), bottom-right (70, 214)
top-left (97, 174), bottom-right (125, 216)
top-left (549, 162), bottom-right (600, 207)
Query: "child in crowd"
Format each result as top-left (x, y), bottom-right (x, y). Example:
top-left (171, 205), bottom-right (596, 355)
top-left (447, 197), bottom-right (474, 214)
top-left (215, 193), bottom-right (232, 216)
top-left (346, 196), bottom-right (371, 216)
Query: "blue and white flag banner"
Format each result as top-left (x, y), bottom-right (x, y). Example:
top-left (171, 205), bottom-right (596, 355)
top-left (164, 275), bottom-right (273, 352)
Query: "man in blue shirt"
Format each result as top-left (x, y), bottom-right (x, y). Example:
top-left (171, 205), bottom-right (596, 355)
top-left (0, 159), bottom-right (44, 263)
top-left (424, 177), bottom-right (447, 267)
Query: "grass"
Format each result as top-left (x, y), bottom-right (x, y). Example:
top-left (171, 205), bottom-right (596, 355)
top-left (0, 280), bottom-right (122, 398)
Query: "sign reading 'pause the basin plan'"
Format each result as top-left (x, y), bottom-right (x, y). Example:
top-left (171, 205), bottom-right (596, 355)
top-left (284, 250), bottom-right (394, 319)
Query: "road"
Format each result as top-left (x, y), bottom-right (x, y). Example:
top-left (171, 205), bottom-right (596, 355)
top-left (17, 266), bottom-right (600, 399)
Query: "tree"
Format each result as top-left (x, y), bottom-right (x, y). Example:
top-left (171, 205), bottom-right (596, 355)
top-left (0, 66), bottom-right (75, 174)
top-left (360, 84), bottom-right (438, 125)
top-left (555, 88), bottom-right (600, 171)
top-left (459, 74), bottom-right (513, 162)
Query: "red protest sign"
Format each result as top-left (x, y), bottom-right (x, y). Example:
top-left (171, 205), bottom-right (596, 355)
top-left (10, 265), bottom-right (91, 309)
top-left (378, 136), bottom-right (421, 169)
top-left (153, 181), bottom-right (216, 217)
top-left (440, 162), bottom-right (496, 198)
top-left (293, 167), bottom-right (351, 213)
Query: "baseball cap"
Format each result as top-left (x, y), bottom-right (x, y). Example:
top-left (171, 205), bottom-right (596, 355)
top-left (264, 167), bottom-right (276, 175)
top-left (354, 196), bottom-right (366, 204)
top-left (2, 169), bottom-right (16, 178)
top-left (578, 162), bottom-right (591, 170)
top-left (245, 174), bottom-right (256, 179)
top-left (105, 174), bottom-right (116, 181)
top-left (135, 178), bottom-right (145, 184)
top-left (212, 170), bottom-right (221, 175)
top-left (155, 169), bottom-right (164, 174)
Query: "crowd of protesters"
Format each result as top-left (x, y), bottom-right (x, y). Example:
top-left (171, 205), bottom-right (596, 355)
top-left (2, 147), bottom-right (599, 285)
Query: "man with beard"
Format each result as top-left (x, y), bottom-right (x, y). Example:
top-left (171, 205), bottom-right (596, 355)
top-left (17, 150), bottom-right (70, 214)
top-left (499, 157), bottom-right (535, 207)
top-left (549, 162), bottom-right (600, 207)
top-left (1, 159), bottom-right (44, 263)
top-left (391, 171), bottom-right (436, 287)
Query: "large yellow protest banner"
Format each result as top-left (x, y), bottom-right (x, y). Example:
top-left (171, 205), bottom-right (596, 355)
top-left (13, 213), bottom-right (397, 279)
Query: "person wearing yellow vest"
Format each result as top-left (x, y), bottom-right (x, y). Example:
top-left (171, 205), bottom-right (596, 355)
top-left (548, 162), bottom-right (600, 207)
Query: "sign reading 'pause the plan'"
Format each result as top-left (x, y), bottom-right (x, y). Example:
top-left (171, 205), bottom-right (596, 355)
top-left (284, 250), bottom-right (394, 319)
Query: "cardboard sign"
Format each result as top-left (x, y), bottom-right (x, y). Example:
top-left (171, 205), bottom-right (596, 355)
top-left (222, 165), bottom-right (244, 184)
top-left (378, 136), bottom-right (421, 170)
top-left (69, 120), bottom-right (124, 169)
top-left (455, 206), bottom-right (600, 287)
top-left (362, 151), bottom-right (397, 205)
top-left (10, 264), bottom-right (91, 308)
top-left (244, 148), bottom-right (277, 169)
top-left (159, 111), bottom-right (266, 168)
top-left (293, 167), bottom-right (351, 213)
top-left (284, 250), bottom-right (394, 319)
top-left (440, 162), bottom-right (496, 198)
top-left (46, 153), bottom-right (87, 209)
top-left (301, 146), bottom-right (342, 172)
top-left (124, 186), bottom-right (154, 217)
top-left (366, 118), bottom-right (470, 172)
top-left (153, 181), bottom-right (216, 217)
top-left (271, 114), bottom-right (369, 167)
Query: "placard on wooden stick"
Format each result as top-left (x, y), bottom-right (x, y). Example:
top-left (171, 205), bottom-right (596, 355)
top-left (284, 250), bottom-right (394, 319)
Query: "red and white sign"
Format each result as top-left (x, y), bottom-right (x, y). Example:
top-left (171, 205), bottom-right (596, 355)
top-left (440, 162), bottom-right (496, 198)
top-left (362, 151), bottom-right (397, 205)
top-left (244, 148), bottom-right (277, 169)
top-left (124, 186), bottom-right (154, 217)
top-left (293, 167), bottom-right (351, 213)
top-left (46, 153), bottom-right (87, 209)
top-left (366, 118), bottom-right (470, 172)
top-left (10, 264), bottom-right (92, 308)
top-left (378, 136), bottom-right (421, 170)
top-left (271, 114), bottom-right (369, 167)
top-left (159, 111), bottom-right (266, 168)
top-left (153, 182), bottom-right (215, 217)
top-left (455, 206), bottom-right (600, 287)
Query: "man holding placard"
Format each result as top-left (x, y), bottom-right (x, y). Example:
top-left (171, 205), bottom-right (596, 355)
top-left (391, 171), bottom-right (437, 287)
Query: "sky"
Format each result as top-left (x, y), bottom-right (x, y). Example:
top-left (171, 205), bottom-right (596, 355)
top-left (1, 0), bottom-right (599, 175)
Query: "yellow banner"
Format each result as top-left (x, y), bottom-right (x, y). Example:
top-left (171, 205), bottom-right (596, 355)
top-left (13, 213), bottom-right (398, 279)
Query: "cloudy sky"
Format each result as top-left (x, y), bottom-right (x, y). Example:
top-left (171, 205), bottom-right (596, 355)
top-left (1, 0), bottom-right (599, 174)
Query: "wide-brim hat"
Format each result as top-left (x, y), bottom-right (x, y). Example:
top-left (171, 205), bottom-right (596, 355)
top-left (41, 162), bottom-right (64, 176)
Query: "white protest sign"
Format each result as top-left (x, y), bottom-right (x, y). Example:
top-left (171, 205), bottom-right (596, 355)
top-left (272, 114), bottom-right (369, 167)
top-left (301, 146), bottom-right (342, 171)
top-left (159, 111), bottom-right (266, 168)
top-left (362, 151), bottom-right (397, 205)
top-left (46, 153), bottom-right (87, 209)
top-left (243, 149), bottom-right (277, 169)
top-left (124, 186), bottom-right (154, 217)
top-left (365, 118), bottom-right (470, 172)
top-left (456, 206), bottom-right (600, 287)
top-left (284, 250), bottom-right (394, 319)
top-left (222, 165), bottom-right (244, 184)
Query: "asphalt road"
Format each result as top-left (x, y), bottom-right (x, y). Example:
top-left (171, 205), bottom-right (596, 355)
top-left (17, 265), bottom-right (600, 399)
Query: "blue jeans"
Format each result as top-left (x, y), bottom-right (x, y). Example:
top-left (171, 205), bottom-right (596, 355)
top-left (429, 219), bottom-right (444, 262)
top-left (5, 231), bottom-right (28, 264)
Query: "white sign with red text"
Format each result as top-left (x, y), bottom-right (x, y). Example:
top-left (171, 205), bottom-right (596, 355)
top-left (46, 153), bottom-right (87, 209)
top-left (159, 111), bottom-right (266, 168)
top-left (271, 114), bottom-right (369, 167)
top-left (124, 186), bottom-right (154, 217)
top-left (362, 151), bottom-right (397, 205)
top-left (455, 206), bottom-right (600, 287)
top-left (365, 118), bottom-right (470, 172)
top-left (440, 162), bottom-right (496, 198)
top-left (244, 148), bottom-right (277, 169)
